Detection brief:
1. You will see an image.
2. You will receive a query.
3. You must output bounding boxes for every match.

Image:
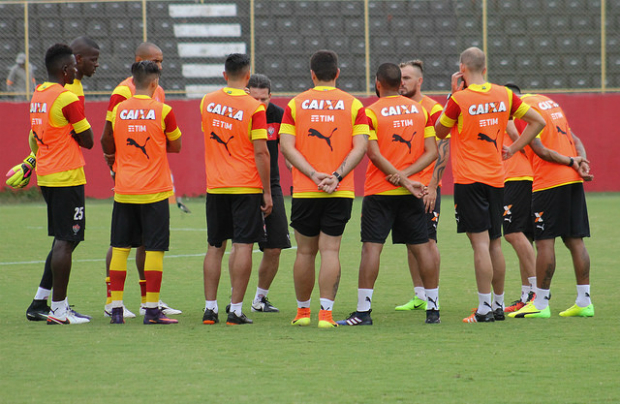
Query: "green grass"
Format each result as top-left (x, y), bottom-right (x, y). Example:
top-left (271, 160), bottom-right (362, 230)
top-left (1, 194), bottom-right (619, 403)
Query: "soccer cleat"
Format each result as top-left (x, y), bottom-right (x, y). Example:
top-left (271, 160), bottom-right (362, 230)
top-left (202, 309), bottom-right (219, 324)
top-left (26, 299), bottom-right (50, 321)
top-left (395, 296), bottom-right (427, 311)
top-left (291, 307), bottom-right (311, 326)
top-left (226, 312), bottom-right (253, 325)
top-left (559, 303), bottom-right (594, 317)
top-left (110, 307), bottom-right (125, 324)
top-left (47, 311), bottom-right (90, 325)
top-left (318, 310), bottom-right (338, 328)
top-left (143, 308), bottom-right (178, 324)
top-left (251, 297), bottom-right (279, 312)
top-left (336, 310), bottom-right (372, 326)
top-left (425, 309), bottom-right (441, 324)
top-left (493, 308), bottom-right (505, 321)
top-left (104, 304), bottom-right (136, 319)
top-left (67, 306), bottom-right (92, 320)
top-left (503, 299), bottom-right (526, 313)
top-left (463, 310), bottom-right (495, 323)
top-left (509, 302), bottom-right (551, 318)
top-left (140, 300), bottom-right (182, 316)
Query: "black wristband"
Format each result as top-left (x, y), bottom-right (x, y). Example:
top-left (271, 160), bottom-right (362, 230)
top-left (332, 172), bottom-right (343, 183)
top-left (567, 157), bottom-right (574, 167)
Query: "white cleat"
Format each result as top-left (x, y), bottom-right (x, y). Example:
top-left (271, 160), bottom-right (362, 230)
top-left (47, 311), bottom-right (91, 325)
top-left (139, 300), bottom-right (182, 316)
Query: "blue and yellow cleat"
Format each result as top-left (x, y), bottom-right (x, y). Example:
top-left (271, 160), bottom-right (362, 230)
top-left (559, 303), bottom-right (594, 317)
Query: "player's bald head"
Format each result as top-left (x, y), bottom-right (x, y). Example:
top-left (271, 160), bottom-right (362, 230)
top-left (135, 42), bottom-right (163, 70)
top-left (460, 47), bottom-right (486, 73)
top-left (70, 36), bottom-right (99, 55)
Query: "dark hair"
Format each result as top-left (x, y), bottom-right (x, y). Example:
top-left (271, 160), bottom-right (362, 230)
top-left (70, 36), bottom-right (100, 52)
top-left (310, 50), bottom-right (339, 81)
top-left (248, 73), bottom-right (271, 92)
top-left (225, 53), bottom-right (251, 79)
top-left (131, 60), bottom-right (161, 89)
top-left (376, 63), bottom-right (402, 91)
top-left (504, 82), bottom-right (521, 95)
top-left (45, 43), bottom-right (74, 74)
top-left (399, 59), bottom-right (424, 75)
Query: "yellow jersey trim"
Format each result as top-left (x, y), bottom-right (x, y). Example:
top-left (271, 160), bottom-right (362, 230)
top-left (207, 187), bottom-right (263, 194)
top-left (114, 191), bottom-right (173, 204)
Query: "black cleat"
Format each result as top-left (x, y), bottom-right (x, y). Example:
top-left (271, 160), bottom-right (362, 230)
top-left (26, 299), bottom-right (50, 321)
top-left (110, 307), bottom-right (125, 324)
top-left (202, 309), bottom-right (219, 324)
top-left (226, 312), bottom-right (253, 325)
top-left (425, 309), bottom-right (441, 324)
top-left (336, 310), bottom-right (373, 326)
top-left (251, 296), bottom-right (280, 312)
top-left (493, 308), bottom-right (505, 321)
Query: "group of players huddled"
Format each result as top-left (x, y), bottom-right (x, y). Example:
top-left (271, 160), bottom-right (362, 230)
top-left (7, 36), bottom-right (594, 327)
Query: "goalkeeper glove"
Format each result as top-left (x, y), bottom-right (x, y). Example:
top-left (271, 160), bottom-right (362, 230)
top-left (5, 153), bottom-right (36, 189)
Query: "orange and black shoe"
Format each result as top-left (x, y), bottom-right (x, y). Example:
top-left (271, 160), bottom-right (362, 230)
top-left (318, 309), bottom-right (338, 328)
top-left (144, 308), bottom-right (178, 325)
top-left (291, 307), bottom-right (311, 326)
top-left (226, 311), bottom-right (253, 325)
top-left (202, 308), bottom-right (219, 324)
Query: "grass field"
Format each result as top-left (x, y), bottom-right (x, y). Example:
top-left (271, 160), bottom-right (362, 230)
top-left (1, 193), bottom-right (619, 404)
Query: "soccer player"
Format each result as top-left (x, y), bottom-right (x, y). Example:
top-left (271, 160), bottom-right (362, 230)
top-left (501, 84), bottom-right (537, 313)
top-left (101, 42), bottom-right (181, 318)
top-left (22, 38), bottom-right (99, 322)
top-left (246, 73), bottom-right (292, 312)
top-left (395, 59), bottom-right (450, 312)
top-left (101, 61), bottom-right (182, 325)
top-left (280, 50), bottom-right (369, 328)
top-left (200, 53), bottom-right (272, 325)
top-left (434, 47), bottom-right (545, 323)
top-left (29, 43), bottom-right (94, 324)
top-left (505, 89), bottom-right (594, 319)
top-left (337, 63), bottom-right (437, 326)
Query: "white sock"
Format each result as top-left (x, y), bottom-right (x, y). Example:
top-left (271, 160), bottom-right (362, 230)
top-left (521, 285), bottom-right (530, 303)
top-left (534, 288), bottom-right (551, 310)
top-left (576, 285), bottom-right (591, 307)
top-left (528, 276), bottom-right (537, 289)
top-left (254, 287), bottom-right (269, 304)
top-left (425, 288), bottom-right (439, 310)
top-left (357, 289), bottom-right (373, 312)
top-left (493, 293), bottom-right (504, 311)
top-left (478, 292), bottom-right (492, 315)
top-left (414, 286), bottom-right (426, 300)
top-left (112, 300), bottom-right (124, 309)
top-left (34, 287), bottom-right (51, 301)
top-left (50, 298), bottom-right (68, 319)
top-left (230, 302), bottom-right (242, 316)
top-left (320, 298), bottom-right (334, 311)
top-left (205, 300), bottom-right (218, 313)
top-left (297, 299), bottom-right (311, 309)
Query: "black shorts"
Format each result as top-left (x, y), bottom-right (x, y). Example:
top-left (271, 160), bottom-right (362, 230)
top-left (503, 180), bottom-right (533, 238)
top-left (426, 186), bottom-right (442, 242)
top-left (361, 194), bottom-right (428, 245)
top-left (290, 197), bottom-right (353, 237)
top-left (259, 190), bottom-right (291, 250)
top-left (206, 193), bottom-right (266, 247)
top-left (532, 182), bottom-right (590, 241)
top-left (41, 185), bottom-right (85, 242)
top-left (454, 182), bottom-right (504, 239)
top-left (110, 199), bottom-right (170, 251)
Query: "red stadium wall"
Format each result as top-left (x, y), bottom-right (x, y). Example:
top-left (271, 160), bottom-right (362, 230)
top-left (0, 92), bottom-right (616, 198)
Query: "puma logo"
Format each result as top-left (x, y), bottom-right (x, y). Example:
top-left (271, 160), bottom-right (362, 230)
top-left (392, 132), bottom-right (416, 153)
top-left (126, 137), bottom-right (150, 159)
top-left (477, 131), bottom-right (498, 150)
top-left (210, 132), bottom-right (234, 156)
top-left (33, 131), bottom-right (47, 148)
top-left (308, 128), bottom-right (336, 151)
top-left (428, 296), bottom-right (438, 310)
top-left (556, 125), bottom-right (567, 135)
top-left (365, 296), bottom-right (372, 303)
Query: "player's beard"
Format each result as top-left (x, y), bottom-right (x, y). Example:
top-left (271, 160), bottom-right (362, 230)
top-left (399, 87), bottom-right (417, 99)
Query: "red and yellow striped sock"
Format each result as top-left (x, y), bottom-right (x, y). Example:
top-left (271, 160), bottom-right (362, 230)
top-left (139, 280), bottom-right (147, 305)
top-left (110, 247), bottom-right (130, 306)
top-left (144, 251), bottom-right (164, 309)
top-left (105, 277), bottom-right (112, 305)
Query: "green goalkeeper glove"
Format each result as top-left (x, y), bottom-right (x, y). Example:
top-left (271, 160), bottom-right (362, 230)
top-left (5, 153), bottom-right (36, 189)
